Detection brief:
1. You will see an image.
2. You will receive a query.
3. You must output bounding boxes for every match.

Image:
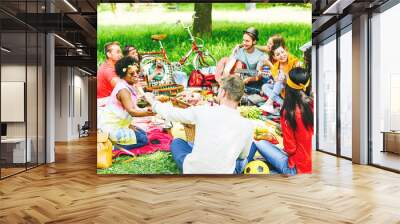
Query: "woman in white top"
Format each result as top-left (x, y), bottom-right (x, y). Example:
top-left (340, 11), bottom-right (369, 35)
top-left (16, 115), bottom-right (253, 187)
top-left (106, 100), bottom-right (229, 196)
top-left (98, 56), bottom-right (154, 150)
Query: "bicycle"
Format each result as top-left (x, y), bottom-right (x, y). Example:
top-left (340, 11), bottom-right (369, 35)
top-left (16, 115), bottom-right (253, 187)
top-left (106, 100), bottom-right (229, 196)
top-left (140, 19), bottom-right (216, 74)
top-left (175, 19), bottom-right (216, 70)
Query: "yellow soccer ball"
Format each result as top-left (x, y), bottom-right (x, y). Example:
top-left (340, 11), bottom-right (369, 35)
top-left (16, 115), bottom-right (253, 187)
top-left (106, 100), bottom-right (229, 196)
top-left (244, 160), bottom-right (270, 174)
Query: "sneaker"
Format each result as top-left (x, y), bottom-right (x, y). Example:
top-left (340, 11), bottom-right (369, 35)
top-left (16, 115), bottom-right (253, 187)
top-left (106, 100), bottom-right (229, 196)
top-left (260, 102), bottom-right (275, 114)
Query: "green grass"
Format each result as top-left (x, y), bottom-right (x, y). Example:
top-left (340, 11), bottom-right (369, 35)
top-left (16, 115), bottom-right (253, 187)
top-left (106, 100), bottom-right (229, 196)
top-left (98, 21), bottom-right (311, 71)
top-left (98, 3), bottom-right (311, 13)
top-left (97, 151), bottom-right (180, 174)
top-left (169, 3), bottom-right (311, 11)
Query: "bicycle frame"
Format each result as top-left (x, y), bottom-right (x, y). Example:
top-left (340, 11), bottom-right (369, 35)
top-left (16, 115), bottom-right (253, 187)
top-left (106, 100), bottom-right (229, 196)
top-left (178, 21), bottom-right (207, 65)
top-left (141, 40), bottom-right (169, 61)
top-left (179, 42), bottom-right (199, 65)
top-left (141, 20), bottom-right (214, 69)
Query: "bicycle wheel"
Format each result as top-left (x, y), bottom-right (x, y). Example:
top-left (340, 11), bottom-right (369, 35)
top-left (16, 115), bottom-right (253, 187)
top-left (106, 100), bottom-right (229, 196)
top-left (193, 50), bottom-right (216, 71)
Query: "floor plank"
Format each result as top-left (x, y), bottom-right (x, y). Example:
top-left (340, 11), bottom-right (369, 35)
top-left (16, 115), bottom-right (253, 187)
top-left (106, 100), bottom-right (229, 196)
top-left (0, 135), bottom-right (399, 223)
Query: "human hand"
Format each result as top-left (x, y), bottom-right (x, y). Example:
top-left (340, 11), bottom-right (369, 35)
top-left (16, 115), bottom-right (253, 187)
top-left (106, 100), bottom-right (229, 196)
top-left (243, 77), bottom-right (253, 84)
top-left (146, 107), bottom-right (156, 116)
top-left (264, 59), bottom-right (273, 68)
top-left (144, 92), bottom-right (156, 105)
top-left (232, 44), bottom-right (241, 55)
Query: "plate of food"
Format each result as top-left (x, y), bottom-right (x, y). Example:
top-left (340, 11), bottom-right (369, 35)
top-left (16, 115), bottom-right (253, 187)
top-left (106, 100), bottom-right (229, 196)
top-left (156, 95), bottom-right (170, 103)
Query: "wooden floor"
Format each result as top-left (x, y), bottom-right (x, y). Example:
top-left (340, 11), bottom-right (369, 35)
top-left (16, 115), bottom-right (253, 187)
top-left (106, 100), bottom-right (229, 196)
top-left (0, 135), bottom-right (400, 223)
top-left (1, 167), bottom-right (26, 178)
top-left (373, 150), bottom-right (400, 171)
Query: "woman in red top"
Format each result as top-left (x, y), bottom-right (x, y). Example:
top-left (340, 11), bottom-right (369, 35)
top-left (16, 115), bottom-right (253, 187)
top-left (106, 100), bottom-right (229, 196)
top-left (248, 67), bottom-right (313, 174)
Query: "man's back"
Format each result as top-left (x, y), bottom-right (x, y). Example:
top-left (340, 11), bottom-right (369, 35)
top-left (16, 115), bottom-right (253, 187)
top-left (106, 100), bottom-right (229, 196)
top-left (183, 105), bottom-right (254, 174)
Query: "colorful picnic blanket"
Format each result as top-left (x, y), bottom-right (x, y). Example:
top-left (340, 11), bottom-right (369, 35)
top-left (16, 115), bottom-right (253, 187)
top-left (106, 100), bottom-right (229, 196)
top-left (112, 127), bottom-right (173, 157)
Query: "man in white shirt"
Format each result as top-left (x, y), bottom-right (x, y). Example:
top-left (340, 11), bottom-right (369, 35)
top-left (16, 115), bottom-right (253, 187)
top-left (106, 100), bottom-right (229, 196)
top-left (145, 76), bottom-right (254, 174)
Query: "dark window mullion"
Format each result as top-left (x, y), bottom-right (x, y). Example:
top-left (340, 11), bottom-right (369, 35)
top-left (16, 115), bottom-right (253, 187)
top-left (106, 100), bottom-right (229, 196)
top-left (336, 28), bottom-right (341, 157)
top-left (367, 12), bottom-right (373, 165)
top-left (25, 0), bottom-right (28, 171)
top-left (36, 0), bottom-right (39, 168)
top-left (316, 45), bottom-right (319, 151)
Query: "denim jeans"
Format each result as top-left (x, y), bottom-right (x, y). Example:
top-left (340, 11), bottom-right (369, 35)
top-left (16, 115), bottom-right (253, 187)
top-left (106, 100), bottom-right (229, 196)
top-left (261, 82), bottom-right (284, 105)
top-left (247, 141), bottom-right (296, 175)
top-left (234, 158), bottom-right (248, 174)
top-left (117, 128), bottom-right (149, 150)
top-left (244, 77), bottom-right (269, 95)
top-left (245, 85), bottom-right (262, 95)
top-left (170, 138), bottom-right (248, 173)
top-left (170, 138), bottom-right (193, 171)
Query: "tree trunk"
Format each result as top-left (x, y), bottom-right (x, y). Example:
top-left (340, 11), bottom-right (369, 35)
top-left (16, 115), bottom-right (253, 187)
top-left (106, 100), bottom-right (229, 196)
top-left (245, 3), bottom-right (256, 11)
top-left (111, 3), bottom-right (116, 14)
top-left (193, 3), bottom-right (212, 38)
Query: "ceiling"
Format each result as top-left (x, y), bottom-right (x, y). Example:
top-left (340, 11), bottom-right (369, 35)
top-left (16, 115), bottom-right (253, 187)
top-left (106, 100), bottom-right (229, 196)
top-left (312, 0), bottom-right (390, 43)
top-left (0, 0), bottom-right (97, 74)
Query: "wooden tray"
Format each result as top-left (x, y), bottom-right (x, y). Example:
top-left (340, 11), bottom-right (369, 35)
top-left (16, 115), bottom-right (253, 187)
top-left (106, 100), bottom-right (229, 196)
top-left (144, 84), bottom-right (184, 96)
top-left (171, 98), bottom-right (191, 109)
top-left (170, 98), bottom-right (196, 141)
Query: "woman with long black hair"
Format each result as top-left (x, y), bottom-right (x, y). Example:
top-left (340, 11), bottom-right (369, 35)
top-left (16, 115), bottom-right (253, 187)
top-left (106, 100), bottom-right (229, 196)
top-left (248, 67), bottom-right (314, 174)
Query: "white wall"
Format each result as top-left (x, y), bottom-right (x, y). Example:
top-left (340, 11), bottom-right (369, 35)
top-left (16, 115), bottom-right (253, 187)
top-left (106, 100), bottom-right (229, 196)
top-left (1, 63), bottom-right (46, 163)
top-left (55, 66), bottom-right (69, 141)
top-left (54, 66), bottom-right (89, 141)
top-left (71, 71), bottom-right (89, 139)
top-left (1, 65), bottom-right (30, 138)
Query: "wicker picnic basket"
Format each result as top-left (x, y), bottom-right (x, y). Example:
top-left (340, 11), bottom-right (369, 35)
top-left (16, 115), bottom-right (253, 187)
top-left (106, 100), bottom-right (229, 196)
top-left (144, 83), bottom-right (184, 96)
top-left (183, 124), bottom-right (196, 142)
top-left (171, 98), bottom-right (196, 142)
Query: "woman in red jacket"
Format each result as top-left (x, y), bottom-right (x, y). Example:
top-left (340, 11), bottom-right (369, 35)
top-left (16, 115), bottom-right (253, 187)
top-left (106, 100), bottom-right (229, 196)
top-left (248, 67), bottom-right (313, 174)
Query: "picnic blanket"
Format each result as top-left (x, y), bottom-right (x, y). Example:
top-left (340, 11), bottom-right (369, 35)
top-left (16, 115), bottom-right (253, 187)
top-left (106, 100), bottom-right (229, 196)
top-left (113, 127), bottom-right (173, 157)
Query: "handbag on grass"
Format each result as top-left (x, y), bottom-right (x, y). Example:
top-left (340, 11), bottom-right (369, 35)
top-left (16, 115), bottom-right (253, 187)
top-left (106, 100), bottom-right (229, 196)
top-left (188, 70), bottom-right (216, 87)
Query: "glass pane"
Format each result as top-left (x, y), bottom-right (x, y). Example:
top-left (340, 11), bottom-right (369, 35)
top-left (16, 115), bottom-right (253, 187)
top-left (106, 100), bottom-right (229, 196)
top-left (1, 31), bottom-right (27, 177)
top-left (317, 36), bottom-right (337, 154)
top-left (38, 32), bottom-right (45, 165)
top-left (340, 29), bottom-right (352, 158)
top-left (27, 31), bottom-right (38, 169)
top-left (371, 4), bottom-right (400, 171)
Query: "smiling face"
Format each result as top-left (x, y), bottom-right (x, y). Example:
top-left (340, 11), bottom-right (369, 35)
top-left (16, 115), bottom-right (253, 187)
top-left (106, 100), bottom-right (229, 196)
top-left (124, 64), bottom-right (140, 85)
top-left (127, 47), bottom-right (138, 58)
top-left (242, 33), bottom-right (256, 50)
top-left (273, 46), bottom-right (288, 63)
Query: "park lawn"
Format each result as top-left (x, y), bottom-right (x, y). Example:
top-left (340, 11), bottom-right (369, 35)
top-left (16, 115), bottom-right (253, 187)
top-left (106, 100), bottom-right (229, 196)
top-left (170, 3), bottom-right (311, 11)
top-left (97, 151), bottom-right (180, 174)
top-left (97, 21), bottom-right (311, 70)
top-left (98, 3), bottom-right (311, 13)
